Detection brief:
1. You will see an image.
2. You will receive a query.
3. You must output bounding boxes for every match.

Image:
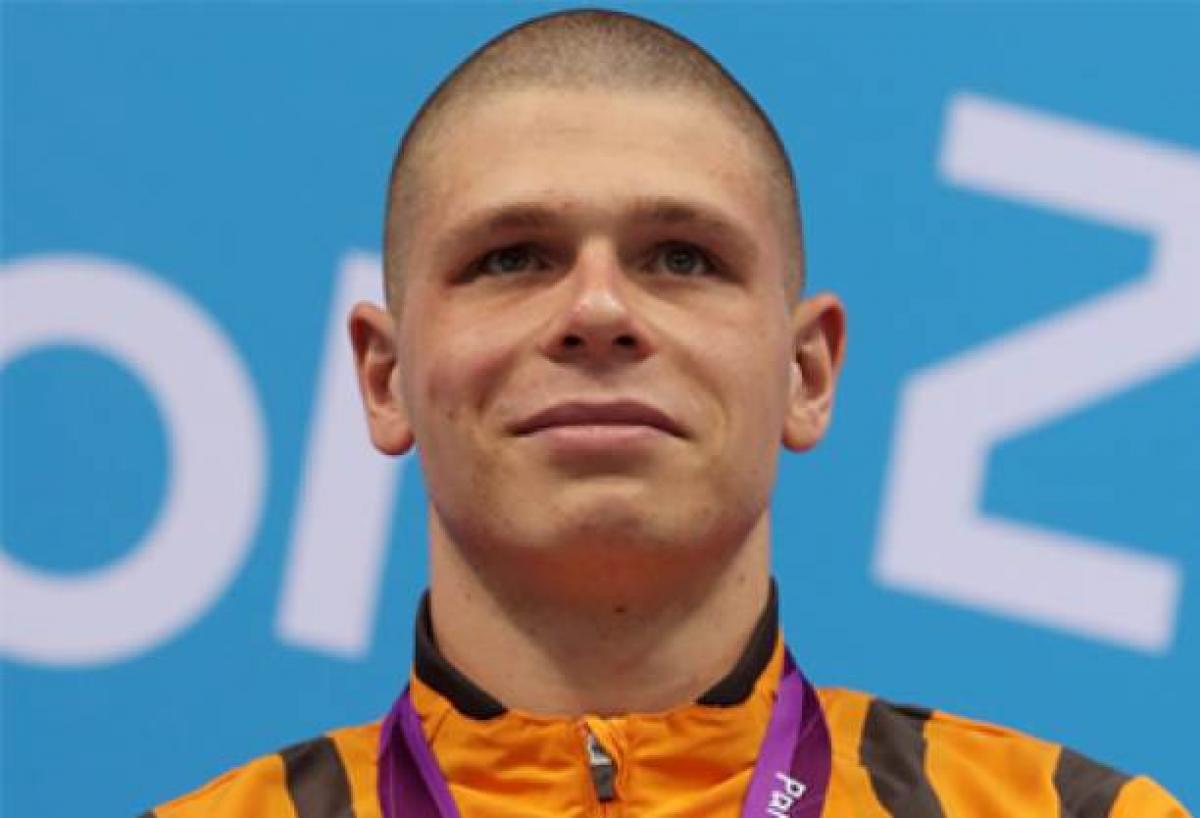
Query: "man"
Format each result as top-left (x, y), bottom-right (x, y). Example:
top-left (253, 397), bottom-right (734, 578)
top-left (145, 9), bottom-right (1188, 818)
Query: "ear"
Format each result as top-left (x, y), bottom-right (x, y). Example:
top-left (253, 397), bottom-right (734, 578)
top-left (782, 292), bottom-right (847, 452)
top-left (349, 302), bottom-right (415, 456)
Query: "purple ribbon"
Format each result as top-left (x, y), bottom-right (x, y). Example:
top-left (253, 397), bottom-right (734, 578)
top-left (378, 688), bottom-right (462, 818)
top-left (741, 653), bottom-right (831, 817)
top-left (378, 651), bottom-right (831, 818)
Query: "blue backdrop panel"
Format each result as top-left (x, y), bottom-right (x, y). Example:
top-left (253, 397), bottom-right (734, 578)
top-left (2, 3), bottom-right (1197, 816)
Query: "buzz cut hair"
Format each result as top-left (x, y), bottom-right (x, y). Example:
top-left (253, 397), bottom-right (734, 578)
top-left (383, 8), bottom-right (805, 305)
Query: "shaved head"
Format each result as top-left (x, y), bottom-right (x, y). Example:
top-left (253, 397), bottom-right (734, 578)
top-left (384, 9), bottom-right (805, 305)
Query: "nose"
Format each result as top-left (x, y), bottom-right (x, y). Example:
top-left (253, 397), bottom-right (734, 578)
top-left (540, 243), bottom-right (653, 366)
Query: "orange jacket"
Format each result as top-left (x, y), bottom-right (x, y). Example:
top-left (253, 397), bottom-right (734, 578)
top-left (147, 595), bottom-right (1189, 818)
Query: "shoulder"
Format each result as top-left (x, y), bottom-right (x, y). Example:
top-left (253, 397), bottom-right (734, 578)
top-left (815, 687), bottom-right (1189, 817)
top-left (143, 722), bottom-right (382, 818)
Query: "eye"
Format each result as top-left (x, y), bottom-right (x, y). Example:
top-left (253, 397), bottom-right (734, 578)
top-left (474, 244), bottom-right (540, 276)
top-left (654, 243), bottom-right (716, 277)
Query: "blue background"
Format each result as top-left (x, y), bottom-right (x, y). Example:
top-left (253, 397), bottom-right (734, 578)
top-left (2, 2), bottom-right (1197, 815)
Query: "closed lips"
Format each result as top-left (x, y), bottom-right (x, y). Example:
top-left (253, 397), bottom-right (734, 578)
top-left (511, 401), bottom-right (686, 437)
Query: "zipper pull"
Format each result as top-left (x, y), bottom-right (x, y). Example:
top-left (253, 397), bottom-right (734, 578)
top-left (585, 729), bottom-right (617, 803)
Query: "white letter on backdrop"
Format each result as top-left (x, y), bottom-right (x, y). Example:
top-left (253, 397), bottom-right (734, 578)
top-left (0, 255), bottom-right (266, 666)
top-left (275, 252), bottom-right (407, 659)
top-left (875, 93), bottom-right (1198, 653)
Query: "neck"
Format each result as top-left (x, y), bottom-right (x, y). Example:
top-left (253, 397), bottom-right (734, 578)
top-left (426, 514), bottom-right (773, 717)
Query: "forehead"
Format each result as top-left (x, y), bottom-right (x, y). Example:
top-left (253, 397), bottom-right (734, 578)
top-left (408, 87), bottom-right (783, 256)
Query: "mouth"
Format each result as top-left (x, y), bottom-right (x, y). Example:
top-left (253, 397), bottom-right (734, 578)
top-left (510, 400), bottom-right (687, 438)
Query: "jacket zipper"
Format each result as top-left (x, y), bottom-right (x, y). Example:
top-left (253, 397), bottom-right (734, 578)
top-left (585, 728), bottom-right (618, 814)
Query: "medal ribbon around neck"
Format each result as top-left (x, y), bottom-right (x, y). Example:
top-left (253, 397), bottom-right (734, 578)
top-left (378, 651), bottom-right (832, 818)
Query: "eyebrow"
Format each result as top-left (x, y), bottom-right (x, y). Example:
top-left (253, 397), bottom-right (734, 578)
top-left (431, 195), bottom-right (760, 264)
top-left (627, 197), bottom-right (757, 260)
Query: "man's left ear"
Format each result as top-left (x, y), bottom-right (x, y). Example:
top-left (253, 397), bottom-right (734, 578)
top-left (783, 292), bottom-right (847, 452)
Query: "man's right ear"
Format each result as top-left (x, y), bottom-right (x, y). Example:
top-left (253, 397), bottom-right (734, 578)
top-left (349, 302), bottom-right (415, 456)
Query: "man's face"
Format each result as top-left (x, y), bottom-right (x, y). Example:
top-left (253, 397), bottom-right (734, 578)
top-left (372, 88), bottom-right (833, 571)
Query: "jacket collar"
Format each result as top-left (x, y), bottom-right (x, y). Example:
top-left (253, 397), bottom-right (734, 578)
top-left (412, 580), bottom-right (779, 720)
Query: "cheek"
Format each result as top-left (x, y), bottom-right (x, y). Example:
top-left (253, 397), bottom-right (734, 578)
top-left (705, 305), bottom-right (791, 407)
top-left (736, 350), bottom-right (791, 436)
top-left (402, 308), bottom-right (516, 442)
top-left (708, 316), bottom-right (793, 462)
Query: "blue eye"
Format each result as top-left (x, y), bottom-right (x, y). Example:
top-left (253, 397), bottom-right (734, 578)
top-left (477, 245), bottom-right (538, 275)
top-left (657, 244), bottom-right (715, 277)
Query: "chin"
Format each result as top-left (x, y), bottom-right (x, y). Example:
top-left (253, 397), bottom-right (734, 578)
top-left (535, 494), bottom-right (722, 556)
